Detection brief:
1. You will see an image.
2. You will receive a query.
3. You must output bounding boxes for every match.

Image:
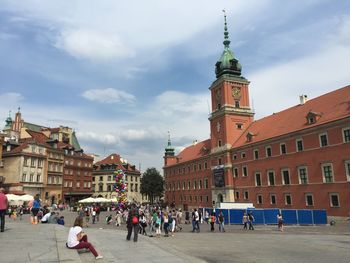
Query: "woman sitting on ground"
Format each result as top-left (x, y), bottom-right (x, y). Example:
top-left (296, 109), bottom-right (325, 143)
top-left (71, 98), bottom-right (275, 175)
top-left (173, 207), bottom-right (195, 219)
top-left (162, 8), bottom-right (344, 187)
top-left (67, 216), bottom-right (103, 260)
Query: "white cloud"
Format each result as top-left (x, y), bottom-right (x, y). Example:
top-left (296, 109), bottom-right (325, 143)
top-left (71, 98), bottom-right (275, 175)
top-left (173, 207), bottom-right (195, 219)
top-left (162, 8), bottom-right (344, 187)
top-left (0, 0), bottom-right (266, 62)
top-left (152, 90), bottom-right (210, 117)
top-left (82, 88), bottom-right (136, 104)
top-left (249, 17), bottom-right (350, 119)
top-left (55, 29), bottom-right (135, 61)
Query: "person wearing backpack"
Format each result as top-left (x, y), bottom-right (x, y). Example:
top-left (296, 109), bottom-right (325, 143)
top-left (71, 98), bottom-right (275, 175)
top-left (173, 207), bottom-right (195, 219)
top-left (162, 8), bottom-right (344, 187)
top-left (126, 204), bottom-right (139, 242)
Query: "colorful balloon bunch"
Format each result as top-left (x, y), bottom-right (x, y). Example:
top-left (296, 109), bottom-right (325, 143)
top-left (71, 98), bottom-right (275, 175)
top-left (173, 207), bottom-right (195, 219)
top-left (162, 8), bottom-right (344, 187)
top-left (113, 169), bottom-right (128, 209)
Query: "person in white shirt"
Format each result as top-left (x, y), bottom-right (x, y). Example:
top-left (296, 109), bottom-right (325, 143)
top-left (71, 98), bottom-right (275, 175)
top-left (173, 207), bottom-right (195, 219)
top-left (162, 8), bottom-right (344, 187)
top-left (67, 217), bottom-right (103, 260)
top-left (41, 212), bottom-right (51, 223)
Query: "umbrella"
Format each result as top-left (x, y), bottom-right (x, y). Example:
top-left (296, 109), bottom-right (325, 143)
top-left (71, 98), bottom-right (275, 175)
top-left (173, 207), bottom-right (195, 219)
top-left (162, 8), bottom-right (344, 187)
top-left (94, 197), bottom-right (110, 203)
top-left (6, 194), bottom-right (23, 206)
top-left (18, 194), bottom-right (34, 201)
top-left (78, 197), bottom-right (95, 203)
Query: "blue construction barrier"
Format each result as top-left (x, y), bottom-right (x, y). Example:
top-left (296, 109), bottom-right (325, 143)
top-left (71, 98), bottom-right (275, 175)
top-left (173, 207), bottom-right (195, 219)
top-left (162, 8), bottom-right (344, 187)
top-left (264, 209), bottom-right (280, 224)
top-left (247, 208), bottom-right (265, 224)
top-left (229, 209), bottom-right (245, 224)
top-left (297, 210), bottom-right (313, 225)
top-left (281, 209), bottom-right (298, 225)
top-left (201, 208), bottom-right (326, 225)
top-left (313, 210), bottom-right (327, 224)
top-left (215, 209), bottom-right (229, 224)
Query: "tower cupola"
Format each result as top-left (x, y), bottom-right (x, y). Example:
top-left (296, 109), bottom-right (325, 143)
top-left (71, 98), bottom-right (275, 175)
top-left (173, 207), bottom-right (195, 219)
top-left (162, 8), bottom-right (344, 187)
top-left (215, 10), bottom-right (242, 78)
top-left (164, 131), bottom-right (175, 157)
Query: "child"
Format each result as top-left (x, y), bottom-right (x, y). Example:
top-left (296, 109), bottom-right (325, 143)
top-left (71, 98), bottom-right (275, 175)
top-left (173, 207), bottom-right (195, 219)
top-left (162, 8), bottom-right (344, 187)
top-left (57, 216), bottom-right (65, 225)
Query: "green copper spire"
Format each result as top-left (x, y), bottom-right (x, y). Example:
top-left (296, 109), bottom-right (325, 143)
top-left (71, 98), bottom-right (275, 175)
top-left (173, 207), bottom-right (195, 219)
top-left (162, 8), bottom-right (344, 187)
top-left (215, 10), bottom-right (242, 78)
top-left (4, 110), bottom-right (13, 130)
top-left (165, 131), bottom-right (175, 157)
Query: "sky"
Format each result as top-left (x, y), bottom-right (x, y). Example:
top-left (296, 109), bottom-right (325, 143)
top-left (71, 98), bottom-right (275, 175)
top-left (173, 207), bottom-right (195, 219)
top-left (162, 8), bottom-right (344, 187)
top-left (0, 0), bottom-right (350, 173)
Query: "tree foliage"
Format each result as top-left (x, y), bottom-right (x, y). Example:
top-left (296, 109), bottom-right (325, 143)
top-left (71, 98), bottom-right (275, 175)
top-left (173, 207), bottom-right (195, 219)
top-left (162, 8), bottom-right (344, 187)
top-left (140, 167), bottom-right (164, 204)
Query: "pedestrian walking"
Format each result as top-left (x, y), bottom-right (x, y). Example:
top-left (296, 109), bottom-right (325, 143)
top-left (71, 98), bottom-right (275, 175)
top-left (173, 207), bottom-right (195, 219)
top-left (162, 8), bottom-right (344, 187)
top-left (277, 213), bottom-right (284, 232)
top-left (248, 212), bottom-right (255, 230)
top-left (31, 194), bottom-right (41, 225)
top-left (204, 210), bottom-right (209, 224)
top-left (0, 188), bottom-right (8, 232)
top-left (194, 209), bottom-right (200, 232)
top-left (210, 212), bottom-right (216, 232)
top-left (91, 208), bottom-right (96, 224)
top-left (242, 212), bottom-right (248, 230)
top-left (218, 211), bottom-right (225, 232)
top-left (126, 204), bottom-right (139, 242)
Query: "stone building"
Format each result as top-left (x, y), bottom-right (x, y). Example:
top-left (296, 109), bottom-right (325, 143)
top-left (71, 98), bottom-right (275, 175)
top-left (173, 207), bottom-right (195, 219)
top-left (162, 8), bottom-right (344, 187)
top-left (93, 153), bottom-right (145, 203)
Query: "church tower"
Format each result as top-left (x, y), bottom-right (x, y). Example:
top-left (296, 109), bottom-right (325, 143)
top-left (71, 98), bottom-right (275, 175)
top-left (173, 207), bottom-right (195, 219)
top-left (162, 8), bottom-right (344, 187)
top-left (209, 12), bottom-right (254, 203)
top-left (163, 132), bottom-right (176, 166)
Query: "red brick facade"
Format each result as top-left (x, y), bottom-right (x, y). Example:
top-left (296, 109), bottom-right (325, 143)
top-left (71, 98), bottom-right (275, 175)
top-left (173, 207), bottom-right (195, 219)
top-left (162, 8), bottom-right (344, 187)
top-left (163, 20), bottom-right (350, 216)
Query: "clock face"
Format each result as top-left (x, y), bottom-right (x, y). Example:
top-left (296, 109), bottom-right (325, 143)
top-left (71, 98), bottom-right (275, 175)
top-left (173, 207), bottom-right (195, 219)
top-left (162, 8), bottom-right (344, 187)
top-left (232, 87), bottom-right (241, 98)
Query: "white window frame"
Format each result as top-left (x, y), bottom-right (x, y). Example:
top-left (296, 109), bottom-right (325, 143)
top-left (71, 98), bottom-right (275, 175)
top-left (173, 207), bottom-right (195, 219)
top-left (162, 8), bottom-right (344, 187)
top-left (281, 168), bottom-right (291, 185)
top-left (267, 170), bottom-right (275, 186)
top-left (322, 163), bottom-right (334, 183)
top-left (254, 149), bottom-right (259, 160)
top-left (270, 194), bottom-right (277, 205)
top-left (319, 132), bottom-right (328, 147)
top-left (265, 146), bottom-right (272, 157)
top-left (233, 167), bottom-right (239, 178)
top-left (244, 190), bottom-right (249, 200)
top-left (342, 127), bottom-right (350, 143)
top-left (296, 138), bottom-right (304, 152)
top-left (305, 193), bottom-right (314, 206)
top-left (345, 160), bottom-right (350, 182)
top-left (255, 172), bottom-right (262, 186)
top-left (242, 166), bottom-right (248, 177)
top-left (256, 194), bottom-right (263, 204)
top-left (284, 193), bottom-right (292, 205)
top-left (298, 166), bottom-right (308, 184)
top-left (280, 143), bottom-right (287, 155)
top-left (329, 193), bottom-right (340, 207)
top-left (235, 191), bottom-right (240, 200)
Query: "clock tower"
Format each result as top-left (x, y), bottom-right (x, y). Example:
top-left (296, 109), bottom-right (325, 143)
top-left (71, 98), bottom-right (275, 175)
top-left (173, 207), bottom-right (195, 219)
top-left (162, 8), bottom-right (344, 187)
top-left (209, 12), bottom-right (254, 203)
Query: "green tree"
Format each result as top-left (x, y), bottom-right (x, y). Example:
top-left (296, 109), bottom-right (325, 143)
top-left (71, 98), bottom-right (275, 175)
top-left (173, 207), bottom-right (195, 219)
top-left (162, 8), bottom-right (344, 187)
top-left (140, 167), bottom-right (164, 204)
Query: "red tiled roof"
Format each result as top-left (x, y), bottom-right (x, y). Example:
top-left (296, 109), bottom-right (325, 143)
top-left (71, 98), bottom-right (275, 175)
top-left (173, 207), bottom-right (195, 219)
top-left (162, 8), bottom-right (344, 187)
top-left (95, 154), bottom-right (139, 172)
top-left (176, 139), bottom-right (211, 163)
top-left (3, 143), bottom-right (28, 155)
top-left (26, 130), bottom-right (51, 147)
top-left (49, 128), bottom-right (60, 133)
top-left (233, 85), bottom-right (350, 148)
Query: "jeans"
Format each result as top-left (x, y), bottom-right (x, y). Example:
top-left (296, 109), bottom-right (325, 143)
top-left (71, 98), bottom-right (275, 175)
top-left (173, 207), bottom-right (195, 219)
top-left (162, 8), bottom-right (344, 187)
top-left (195, 221), bottom-right (200, 232)
top-left (219, 222), bottom-right (225, 232)
top-left (0, 210), bottom-right (6, 231)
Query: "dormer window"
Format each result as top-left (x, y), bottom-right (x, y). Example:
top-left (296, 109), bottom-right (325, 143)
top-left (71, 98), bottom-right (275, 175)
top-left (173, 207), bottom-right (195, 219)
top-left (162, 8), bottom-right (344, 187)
top-left (246, 132), bottom-right (255, 142)
top-left (306, 111), bottom-right (322, 124)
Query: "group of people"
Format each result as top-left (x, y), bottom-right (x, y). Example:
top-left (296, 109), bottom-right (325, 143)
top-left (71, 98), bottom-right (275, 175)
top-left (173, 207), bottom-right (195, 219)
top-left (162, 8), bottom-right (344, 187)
top-left (242, 212), bottom-right (255, 230)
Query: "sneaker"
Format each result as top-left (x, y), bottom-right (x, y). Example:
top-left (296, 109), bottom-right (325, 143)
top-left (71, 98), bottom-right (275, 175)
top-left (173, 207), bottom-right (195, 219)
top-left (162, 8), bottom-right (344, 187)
top-left (96, 255), bottom-right (103, 260)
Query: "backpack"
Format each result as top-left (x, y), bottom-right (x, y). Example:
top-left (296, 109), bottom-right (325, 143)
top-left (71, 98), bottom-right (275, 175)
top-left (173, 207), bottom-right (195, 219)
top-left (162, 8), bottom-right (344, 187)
top-left (132, 215), bottom-right (139, 225)
top-left (168, 215), bottom-right (173, 224)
